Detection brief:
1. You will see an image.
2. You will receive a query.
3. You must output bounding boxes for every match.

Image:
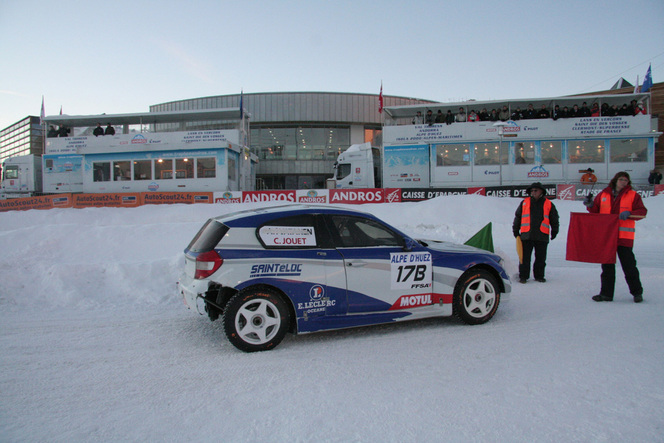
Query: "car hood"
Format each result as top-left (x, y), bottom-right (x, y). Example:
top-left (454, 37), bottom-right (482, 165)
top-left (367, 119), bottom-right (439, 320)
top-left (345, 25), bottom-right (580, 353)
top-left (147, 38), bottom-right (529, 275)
top-left (418, 238), bottom-right (501, 260)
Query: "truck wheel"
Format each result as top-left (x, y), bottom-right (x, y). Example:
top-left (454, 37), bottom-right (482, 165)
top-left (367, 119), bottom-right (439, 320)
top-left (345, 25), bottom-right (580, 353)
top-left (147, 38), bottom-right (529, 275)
top-left (223, 288), bottom-right (290, 352)
top-left (453, 270), bottom-right (500, 325)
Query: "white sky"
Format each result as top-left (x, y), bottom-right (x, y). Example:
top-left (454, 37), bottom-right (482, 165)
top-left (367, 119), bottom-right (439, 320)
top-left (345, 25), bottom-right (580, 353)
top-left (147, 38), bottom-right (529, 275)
top-left (1, 0), bottom-right (663, 131)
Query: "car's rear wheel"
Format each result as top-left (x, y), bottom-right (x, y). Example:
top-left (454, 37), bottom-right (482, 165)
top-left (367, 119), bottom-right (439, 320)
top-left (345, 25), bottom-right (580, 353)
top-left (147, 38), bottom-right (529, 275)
top-left (454, 270), bottom-right (500, 325)
top-left (223, 288), bottom-right (290, 352)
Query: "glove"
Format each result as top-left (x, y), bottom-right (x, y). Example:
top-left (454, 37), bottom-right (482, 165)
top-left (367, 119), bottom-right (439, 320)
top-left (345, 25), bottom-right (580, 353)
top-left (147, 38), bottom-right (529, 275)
top-left (619, 211), bottom-right (631, 220)
top-left (551, 232), bottom-right (557, 240)
top-left (583, 195), bottom-right (594, 207)
top-left (514, 233), bottom-right (519, 239)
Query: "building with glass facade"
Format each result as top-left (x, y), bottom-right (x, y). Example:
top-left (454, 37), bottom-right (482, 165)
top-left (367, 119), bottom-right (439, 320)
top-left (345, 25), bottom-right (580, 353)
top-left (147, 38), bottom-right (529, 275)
top-left (150, 92), bottom-right (434, 189)
top-left (0, 116), bottom-right (44, 165)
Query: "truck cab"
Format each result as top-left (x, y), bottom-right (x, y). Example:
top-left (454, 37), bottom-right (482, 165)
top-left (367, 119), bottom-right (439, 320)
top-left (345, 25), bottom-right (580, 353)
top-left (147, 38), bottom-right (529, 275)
top-left (331, 142), bottom-right (382, 188)
top-left (1, 155), bottom-right (43, 198)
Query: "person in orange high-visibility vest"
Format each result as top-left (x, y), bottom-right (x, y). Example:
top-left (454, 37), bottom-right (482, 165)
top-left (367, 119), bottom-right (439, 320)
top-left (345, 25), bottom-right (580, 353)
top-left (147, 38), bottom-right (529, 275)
top-left (584, 171), bottom-right (647, 303)
top-left (513, 182), bottom-right (560, 284)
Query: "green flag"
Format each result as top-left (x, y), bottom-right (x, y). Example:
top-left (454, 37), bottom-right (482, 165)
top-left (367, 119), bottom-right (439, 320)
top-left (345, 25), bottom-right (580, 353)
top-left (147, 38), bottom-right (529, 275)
top-left (464, 222), bottom-right (494, 253)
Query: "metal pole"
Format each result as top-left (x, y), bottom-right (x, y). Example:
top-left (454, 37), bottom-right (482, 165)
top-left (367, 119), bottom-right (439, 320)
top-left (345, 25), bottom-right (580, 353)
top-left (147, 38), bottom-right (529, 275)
top-left (499, 131), bottom-right (503, 186)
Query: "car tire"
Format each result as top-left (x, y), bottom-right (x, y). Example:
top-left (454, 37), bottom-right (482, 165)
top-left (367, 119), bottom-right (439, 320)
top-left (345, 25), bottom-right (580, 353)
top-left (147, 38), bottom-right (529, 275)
top-left (453, 270), bottom-right (500, 325)
top-left (223, 287), bottom-right (291, 352)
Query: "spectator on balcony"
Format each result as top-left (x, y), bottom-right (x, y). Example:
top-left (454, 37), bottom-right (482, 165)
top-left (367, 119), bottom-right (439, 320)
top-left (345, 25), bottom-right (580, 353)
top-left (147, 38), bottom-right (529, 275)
top-left (58, 125), bottom-right (70, 138)
top-left (569, 104), bottom-right (580, 118)
top-left (489, 109), bottom-right (499, 121)
top-left (93, 123), bottom-right (104, 137)
top-left (523, 104), bottom-right (537, 119)
top-left (105, 123), bottom-right (116, 135)
top-left (537, 105), bottom-right (550, 119)
top-left (499, 105), bottom-right (510, 121)
top-left (425, 109), bottom-right (435, 126)
top-left (479, 108), bottom-right (490, 121)
top-left (444, 110), bottom-right (454, 125)
top-left (467, 110), bottom-right (480, 122)
top-left (552, 105), bottom-right (562, 120)
top-left (511, 107), bottom-right (523, 120)
top-left (412, 111), bottom-right (424, 125)
top-left (591, 103), bottom-right (600, 117)
top-left (435, 110), bottom-right (444, 123)
top-left (455, 107), bottom-right (467, 122)
top-left (580, 102), bottom-right (591, 117)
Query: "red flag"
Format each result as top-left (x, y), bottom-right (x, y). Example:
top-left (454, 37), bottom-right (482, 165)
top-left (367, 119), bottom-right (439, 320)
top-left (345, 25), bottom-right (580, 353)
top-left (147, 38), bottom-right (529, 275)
top-left (378, 83), bottom-right (383, 114)
top-left (566, 212), bottom-right (619, 264)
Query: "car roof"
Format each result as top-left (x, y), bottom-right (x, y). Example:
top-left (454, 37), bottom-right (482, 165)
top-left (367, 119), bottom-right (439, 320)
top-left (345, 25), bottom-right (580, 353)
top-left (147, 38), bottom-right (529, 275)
top-left (213, 204), bottom-right (375, 226)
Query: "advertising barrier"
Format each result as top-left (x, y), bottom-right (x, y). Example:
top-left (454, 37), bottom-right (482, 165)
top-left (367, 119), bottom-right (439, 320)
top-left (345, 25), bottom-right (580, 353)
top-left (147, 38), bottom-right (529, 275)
top-left (2, 185), bottom-right (662, 212)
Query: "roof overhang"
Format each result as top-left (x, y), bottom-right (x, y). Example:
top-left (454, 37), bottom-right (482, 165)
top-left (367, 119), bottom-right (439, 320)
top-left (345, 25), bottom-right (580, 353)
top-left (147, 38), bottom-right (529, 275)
top-left (43, 108), bottom-right (242, 127)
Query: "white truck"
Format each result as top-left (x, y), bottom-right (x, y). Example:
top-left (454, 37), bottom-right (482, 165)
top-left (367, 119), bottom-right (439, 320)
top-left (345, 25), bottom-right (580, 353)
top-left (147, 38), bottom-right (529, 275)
top-left (1, 155), bottom-right (43, 198)
top-left (330, 142), bottom-right (382, 188)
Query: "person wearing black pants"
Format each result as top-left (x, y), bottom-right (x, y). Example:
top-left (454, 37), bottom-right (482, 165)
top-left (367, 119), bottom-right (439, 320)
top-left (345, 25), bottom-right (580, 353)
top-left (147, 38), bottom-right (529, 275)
top-left (585, 171), bottom-right (647, 303)
top-left (513, 182), bottom-right (560, 284)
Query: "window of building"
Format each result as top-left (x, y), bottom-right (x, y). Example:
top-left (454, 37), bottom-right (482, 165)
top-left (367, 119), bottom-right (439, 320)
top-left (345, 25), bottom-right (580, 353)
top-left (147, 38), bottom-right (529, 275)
top-left (541, 141), bottom-right (562, 164)
top-left (474, 142), bottom-right (506, 165)
top-left (113, 161), bottom-right (131, 181)
top-left (197, 157), bottom-right (216, 178)
top-left (436, 143), bottom-right (470, 166)
top-left (250, 126), bottom-right (350, 161)
top-left (93, 162), bottom-right (111, 182)
top-left (610, 138), bottom-right (647, 162)
top-left (156, 158), bottom-right (174, 179)
top-left (569, 140), bottom-right (604, 163)
top-left (133, 160), bottom-right (152, 180)
top-left (175, 158), bottom-right (194, 179)
top-left (226, 156), bottom-right (236, 182)
top-left (514, 142), bottom-right (535, 164)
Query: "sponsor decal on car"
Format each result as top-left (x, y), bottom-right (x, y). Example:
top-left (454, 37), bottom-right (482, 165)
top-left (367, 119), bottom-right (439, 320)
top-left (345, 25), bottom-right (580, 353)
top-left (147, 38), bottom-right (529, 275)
top-left (259, 226), bottom-right (316, 246)
top-left (249, 263), bottom-right (303, 278)
top-left (390, 252), bottom-right (432, 290)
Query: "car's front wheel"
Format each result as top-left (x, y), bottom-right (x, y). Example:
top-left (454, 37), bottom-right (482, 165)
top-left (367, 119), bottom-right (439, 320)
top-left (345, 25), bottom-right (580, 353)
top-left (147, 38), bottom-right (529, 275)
top-left (223, 288), bottom-right (291, 352)
top-left (454, 270), bottom-right (500, 325)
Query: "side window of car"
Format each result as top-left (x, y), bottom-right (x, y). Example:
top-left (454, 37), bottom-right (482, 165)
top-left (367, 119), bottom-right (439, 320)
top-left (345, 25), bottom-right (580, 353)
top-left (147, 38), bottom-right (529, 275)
top-left (329, 215), bottom-right (403, 248)
top-left (257, 214), bottom-right (319, 249)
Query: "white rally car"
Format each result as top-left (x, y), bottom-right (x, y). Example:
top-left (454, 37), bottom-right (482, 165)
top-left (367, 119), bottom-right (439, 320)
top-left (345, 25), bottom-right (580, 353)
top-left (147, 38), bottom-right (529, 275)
top-left (178, 205), bottom-right (511, 352)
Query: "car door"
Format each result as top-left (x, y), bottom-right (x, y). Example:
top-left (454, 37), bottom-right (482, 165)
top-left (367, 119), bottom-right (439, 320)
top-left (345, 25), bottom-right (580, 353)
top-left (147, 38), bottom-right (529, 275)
top-left (326, 214), bottom-right (434, 314)
top-left (256, 214), bottom-right (346, 319)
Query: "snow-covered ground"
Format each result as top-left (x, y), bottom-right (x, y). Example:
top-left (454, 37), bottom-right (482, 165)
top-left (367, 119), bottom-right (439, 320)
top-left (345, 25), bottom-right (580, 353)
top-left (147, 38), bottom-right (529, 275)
top-left (1, 195), bottom-right (663, 442)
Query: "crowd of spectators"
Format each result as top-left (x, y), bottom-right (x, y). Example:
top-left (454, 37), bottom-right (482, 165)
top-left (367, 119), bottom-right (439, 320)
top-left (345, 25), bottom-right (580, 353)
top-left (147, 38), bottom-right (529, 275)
top-left (418, 99), bottom-right (647, 126)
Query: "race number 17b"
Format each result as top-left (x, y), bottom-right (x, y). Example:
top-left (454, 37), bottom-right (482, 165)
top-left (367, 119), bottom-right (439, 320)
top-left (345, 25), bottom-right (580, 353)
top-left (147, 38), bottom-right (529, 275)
top-left (396, 265), bottom-right (427, 283)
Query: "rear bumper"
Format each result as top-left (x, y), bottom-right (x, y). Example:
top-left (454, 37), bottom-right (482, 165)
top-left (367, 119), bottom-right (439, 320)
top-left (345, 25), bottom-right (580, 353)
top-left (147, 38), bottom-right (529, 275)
top-left (177, 273), bottom-right (210, 314)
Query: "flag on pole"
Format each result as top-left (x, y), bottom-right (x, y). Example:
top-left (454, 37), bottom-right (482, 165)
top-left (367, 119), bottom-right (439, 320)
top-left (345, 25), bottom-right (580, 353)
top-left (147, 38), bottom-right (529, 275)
top-left (60, 106), bottom-right (63, 115)
top-left (641, 64), bottom-right (653, 93)
top-left (634, 75), bottom-right (639, 93)
top-left (378, 82), bottom-right (384, 114)
top-left (40, 96), bottom-right (45, 124)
